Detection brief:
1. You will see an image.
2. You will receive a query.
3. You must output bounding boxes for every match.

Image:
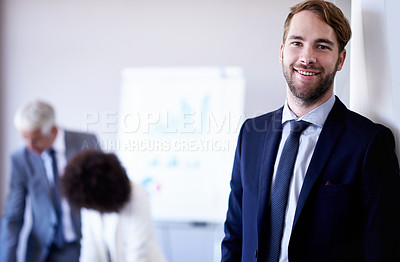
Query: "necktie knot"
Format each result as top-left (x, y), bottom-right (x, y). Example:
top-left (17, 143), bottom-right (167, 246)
top-left (48, 148), bottom-right (58, 180)
top-left (290, 120), bottom-right (310, 134)
top-left (49, 148), bottom-right (56, 156)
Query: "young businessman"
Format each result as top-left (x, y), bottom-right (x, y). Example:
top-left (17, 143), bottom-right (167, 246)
top-left (221, 1), bottom-right (400, 261)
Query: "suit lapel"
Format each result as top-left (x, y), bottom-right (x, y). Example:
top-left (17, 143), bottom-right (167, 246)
top-left (292, 98), bottom-right (347, 229)
top-left (26, 148), bottom-right (51, 188)
top-left (25, 148), bottom-right (58, 226)
top-left (64, 130), bottom-right (75, 161)
top-left (63, 130), bottom-right (83, 237)
top-left (257, 108), bottom-right (283, 238)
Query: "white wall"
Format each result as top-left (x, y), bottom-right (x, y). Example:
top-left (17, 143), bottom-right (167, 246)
top-left (385, 0), bottom-right (400, 156)
top-left (1, 0), bottom-right (303, 215)
top-left (350, 0), bottom-right (400, 158)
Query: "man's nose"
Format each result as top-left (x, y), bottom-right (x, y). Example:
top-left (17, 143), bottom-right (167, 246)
top-left (299, 47), bottom-right (316, 65)
top-left (26, 139), bottom-right (37, 151)
top-left (26, 140), bottom-right (34, 149)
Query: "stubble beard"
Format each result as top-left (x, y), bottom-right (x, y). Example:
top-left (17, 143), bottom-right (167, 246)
top-left (282, 58), bottom-right (340, 106)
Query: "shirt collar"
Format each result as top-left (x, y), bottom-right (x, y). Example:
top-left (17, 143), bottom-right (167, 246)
top-left (282, 95), bottom-right (335, 128)
top-left (39, 127), bottom-right (65, 158)
top-left (53, 127), bottom-right (66, 154)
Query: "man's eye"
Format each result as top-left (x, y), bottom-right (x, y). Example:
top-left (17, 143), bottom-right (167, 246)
top-left (318, 45), bottom-right (330, 50)
top-left (292, 42), bottom-right (301, 46)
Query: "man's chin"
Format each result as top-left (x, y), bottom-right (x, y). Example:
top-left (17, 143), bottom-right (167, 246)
top-left (29, 148), bottom-right (42, 155)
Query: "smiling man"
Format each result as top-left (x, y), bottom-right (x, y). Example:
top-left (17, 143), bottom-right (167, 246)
top-left (221, 1), bottom-right (400, 261)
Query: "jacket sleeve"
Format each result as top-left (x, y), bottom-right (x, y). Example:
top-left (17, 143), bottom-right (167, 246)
top-left (79, 209), bottom-right (105, 262)
top-left (361, 126), bottom-right (400, 261)
top-left (0, 153), bottom-right (28, 262)
top-left (119, 184), bottom-right (167, 262)
top-left (221, 122), bottom-right (246, 262)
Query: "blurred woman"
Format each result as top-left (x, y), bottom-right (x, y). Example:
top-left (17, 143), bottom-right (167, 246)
top-left (61, 149), bottom-right (167, 262)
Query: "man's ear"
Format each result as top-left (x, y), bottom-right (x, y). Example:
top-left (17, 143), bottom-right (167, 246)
top-left (336, 49), bottom-right (346, 71)
top-left (51, 125), bottom-right (58, 137)
top-left (279, 43), bottom-right (284, 64)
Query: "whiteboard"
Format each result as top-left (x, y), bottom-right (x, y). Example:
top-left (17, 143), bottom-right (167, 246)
top-left (118, 67), bottom-right (245, 223)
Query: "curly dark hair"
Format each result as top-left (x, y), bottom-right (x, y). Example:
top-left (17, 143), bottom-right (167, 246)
top-left (61, 149), bottom-right (132, 213)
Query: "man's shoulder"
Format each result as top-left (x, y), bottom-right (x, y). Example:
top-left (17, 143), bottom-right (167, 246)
top-left (345, 109), bottom-right (378, 126)
top-left (63, 129), bottom-right (100, 151)
top-left (241, 107), bottom-right (283, 132)
top-left (250, 107), bottom-right (282, 121)
top-left (11, 146), bottom-right (28, 159)
top-left (346, 110), bottom-right (393, 141)
top-left (64, 129), bottom-right (96, 138)
top-left (331, 99), bottom-right (392, 139)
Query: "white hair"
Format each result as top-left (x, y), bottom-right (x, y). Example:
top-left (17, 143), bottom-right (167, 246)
top-left (14, 100), bottom-right (56, 134)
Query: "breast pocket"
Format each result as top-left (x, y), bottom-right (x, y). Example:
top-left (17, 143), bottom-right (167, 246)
top-left (316, 183), bottom-right (359, 222)
top-left (315, 183), bottom-right (361, 255)
top-left (317, 183), bottom-right (355, 194)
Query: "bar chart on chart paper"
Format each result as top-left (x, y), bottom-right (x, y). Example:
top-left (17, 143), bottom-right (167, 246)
top-left (118, 67), bottom-right (245, 223)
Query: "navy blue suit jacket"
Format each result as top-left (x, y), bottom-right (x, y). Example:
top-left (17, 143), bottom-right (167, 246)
top-left (221, 97), bottom-right (400, 262)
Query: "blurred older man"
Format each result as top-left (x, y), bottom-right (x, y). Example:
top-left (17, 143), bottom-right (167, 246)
top-left (0, 100), bottom-right (99, 262)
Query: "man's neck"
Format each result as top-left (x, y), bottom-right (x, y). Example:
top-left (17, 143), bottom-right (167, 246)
top-left (286, 88), bottom-right (333, 117)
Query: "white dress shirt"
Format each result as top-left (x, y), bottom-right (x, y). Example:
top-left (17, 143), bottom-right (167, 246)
top-left (272, 96), bottom-right (335, 262)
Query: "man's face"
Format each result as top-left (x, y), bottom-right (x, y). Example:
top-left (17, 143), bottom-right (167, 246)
top-left (20, 127), bottom-right (57, 155)
top-left (280, 10), bottom-right (346, 105)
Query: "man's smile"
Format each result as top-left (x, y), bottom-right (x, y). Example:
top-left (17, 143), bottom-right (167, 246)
top-left (294, 68), bottom-right (320, 77)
